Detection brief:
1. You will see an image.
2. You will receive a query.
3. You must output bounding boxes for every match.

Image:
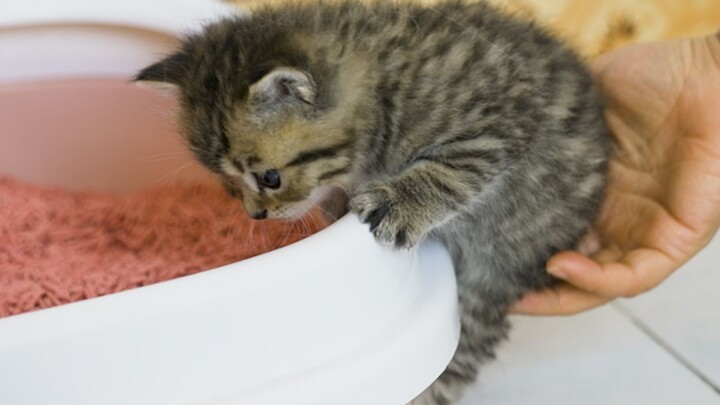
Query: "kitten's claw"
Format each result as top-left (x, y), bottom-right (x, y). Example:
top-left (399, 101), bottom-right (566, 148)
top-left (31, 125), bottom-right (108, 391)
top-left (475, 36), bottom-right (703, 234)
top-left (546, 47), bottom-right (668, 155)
top-left (350, 182), bottom-right (422, 249)
top-left (366, 205), bottom-right (390, 232)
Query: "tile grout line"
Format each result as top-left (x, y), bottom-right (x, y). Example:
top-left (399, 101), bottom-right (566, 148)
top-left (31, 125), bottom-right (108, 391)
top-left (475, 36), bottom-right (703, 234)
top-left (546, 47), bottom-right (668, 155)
top-left (611, 301), bottom-right (720, 396)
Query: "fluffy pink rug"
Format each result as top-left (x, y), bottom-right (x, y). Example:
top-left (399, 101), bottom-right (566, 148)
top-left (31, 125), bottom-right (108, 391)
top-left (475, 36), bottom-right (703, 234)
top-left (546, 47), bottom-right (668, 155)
top-left (0, 176), bottom-right (326, 318)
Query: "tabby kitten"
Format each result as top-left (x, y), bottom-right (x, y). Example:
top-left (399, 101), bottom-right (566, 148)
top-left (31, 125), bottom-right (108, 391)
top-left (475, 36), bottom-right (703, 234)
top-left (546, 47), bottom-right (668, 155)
top-left (137, 1), bottom-right (611, 403)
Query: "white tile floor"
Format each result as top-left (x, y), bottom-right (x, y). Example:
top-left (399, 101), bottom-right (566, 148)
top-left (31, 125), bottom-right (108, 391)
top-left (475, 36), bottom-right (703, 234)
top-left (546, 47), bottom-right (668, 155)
top-left (457, 233), bottom-right (720, 405)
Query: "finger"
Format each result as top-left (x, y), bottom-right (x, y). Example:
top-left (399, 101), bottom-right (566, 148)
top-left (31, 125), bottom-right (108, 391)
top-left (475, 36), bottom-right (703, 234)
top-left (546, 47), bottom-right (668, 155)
top-left (590, 54), bottom-right (612, 76)
top-left (547, 249), bottom-right (677, 298)
top-left (589, 246), bottom-right (623, 263)
top-left (510, 283), bottom-right (611, 316)
top-left (577, 229), bottom-right (602, 256)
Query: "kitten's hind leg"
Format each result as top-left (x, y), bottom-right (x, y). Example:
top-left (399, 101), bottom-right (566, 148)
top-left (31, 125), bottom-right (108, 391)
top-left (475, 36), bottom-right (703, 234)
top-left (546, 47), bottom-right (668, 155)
top-left (409, 291), bottom-right (511, 405)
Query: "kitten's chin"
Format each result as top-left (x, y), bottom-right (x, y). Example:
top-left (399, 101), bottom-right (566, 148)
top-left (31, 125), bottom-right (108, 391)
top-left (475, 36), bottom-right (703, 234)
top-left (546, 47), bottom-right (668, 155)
top-left (273, 185), bottom-right (349, 222)
top-left (316, 186), bottom-right (350, 222)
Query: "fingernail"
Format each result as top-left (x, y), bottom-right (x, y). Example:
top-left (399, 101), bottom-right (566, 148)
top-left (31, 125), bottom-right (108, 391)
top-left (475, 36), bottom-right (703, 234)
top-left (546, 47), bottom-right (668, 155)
top-left (547, 265), bottom-right (566, 279)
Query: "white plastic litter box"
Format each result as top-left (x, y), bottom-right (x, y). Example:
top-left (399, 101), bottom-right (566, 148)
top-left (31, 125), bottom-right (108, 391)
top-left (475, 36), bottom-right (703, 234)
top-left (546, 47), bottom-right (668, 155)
top-left (0, 1), bottom-right (460, 404)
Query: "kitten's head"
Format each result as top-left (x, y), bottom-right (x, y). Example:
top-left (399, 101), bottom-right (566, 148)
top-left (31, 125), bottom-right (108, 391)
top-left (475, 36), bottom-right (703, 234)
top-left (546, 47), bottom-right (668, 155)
top-left (136, 21), bottom-right (355, 220)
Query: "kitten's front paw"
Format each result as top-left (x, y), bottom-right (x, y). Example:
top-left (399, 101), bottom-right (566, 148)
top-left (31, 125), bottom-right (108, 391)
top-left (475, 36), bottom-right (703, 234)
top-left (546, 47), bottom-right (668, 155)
top-left (350, 181), bottom-right (424, 249)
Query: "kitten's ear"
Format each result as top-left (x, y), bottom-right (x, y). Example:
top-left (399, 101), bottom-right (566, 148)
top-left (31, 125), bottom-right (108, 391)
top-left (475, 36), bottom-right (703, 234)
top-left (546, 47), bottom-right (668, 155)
top-left (249, 68), bottom-right (315, 106)
top-left (134, 52), bottom-right (187, 90)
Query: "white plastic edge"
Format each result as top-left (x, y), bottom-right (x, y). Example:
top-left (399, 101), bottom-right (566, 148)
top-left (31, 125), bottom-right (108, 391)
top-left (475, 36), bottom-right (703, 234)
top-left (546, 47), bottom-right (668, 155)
top-left (0, 216), bottom-right (460, 405)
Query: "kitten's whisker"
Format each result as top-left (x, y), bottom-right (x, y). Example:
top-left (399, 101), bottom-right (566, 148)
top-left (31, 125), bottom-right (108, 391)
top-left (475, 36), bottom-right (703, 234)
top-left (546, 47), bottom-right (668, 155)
top-left (305, 215), bottom-right (315, 234)
top-left (152, 163), bottom-right (195, 186)
top-left (260, 222), bottom-right (271, 251)
top-left (334, 183), bottom-right (350, 198)
top-left (135, 152), bottom-right (189, 162)
top-left (300, 216), bottom-right (312, 236)
top-left (279, 225), bottom-right (292, 247)
top-left (245, 218), bottom-right (256, 254)
top-left (223, 206), bottom-right (241, 250)
top-left (307, 212), bottom-right (325, 233)
top-left (231, 220), bottom-right (245, 253)
top-left (187, 172), bottom-right (209, 198)
top-left (317, 206), bottom-right (339, 222)
top-left (224, 220), bottom-right (235, 250)
top-left (332, 183), bottom-right (352, 204)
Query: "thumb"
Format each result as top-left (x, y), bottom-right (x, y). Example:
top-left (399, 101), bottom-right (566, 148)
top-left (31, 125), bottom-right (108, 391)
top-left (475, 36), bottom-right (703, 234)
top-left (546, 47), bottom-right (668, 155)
top-left (547, 249), bottom-right (677, 298)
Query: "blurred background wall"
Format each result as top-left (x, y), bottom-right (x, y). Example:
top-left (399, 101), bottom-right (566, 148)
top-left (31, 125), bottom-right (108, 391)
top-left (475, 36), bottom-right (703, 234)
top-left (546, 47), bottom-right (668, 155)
top-left (225, 0), bottom-right (720, 56)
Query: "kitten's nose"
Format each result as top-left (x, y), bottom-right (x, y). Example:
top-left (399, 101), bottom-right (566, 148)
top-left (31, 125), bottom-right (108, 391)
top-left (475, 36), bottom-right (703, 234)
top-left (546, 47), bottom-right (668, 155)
top-left (252, 209), bottom-right (268, 220)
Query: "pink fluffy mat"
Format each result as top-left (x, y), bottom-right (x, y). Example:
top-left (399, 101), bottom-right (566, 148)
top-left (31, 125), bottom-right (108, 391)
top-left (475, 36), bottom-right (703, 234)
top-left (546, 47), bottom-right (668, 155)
top-left (0, 176), bottom-right (326, 318)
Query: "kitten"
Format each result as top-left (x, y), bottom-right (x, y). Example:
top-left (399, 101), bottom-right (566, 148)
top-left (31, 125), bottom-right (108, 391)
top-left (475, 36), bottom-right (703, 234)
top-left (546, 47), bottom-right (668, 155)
top-left (137, 1), bottom-right (611, 403)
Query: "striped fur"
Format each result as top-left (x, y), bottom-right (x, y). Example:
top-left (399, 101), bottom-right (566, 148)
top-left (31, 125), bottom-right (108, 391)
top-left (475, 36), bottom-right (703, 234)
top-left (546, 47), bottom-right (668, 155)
top-left (137, 1), bottom-right (611, 403)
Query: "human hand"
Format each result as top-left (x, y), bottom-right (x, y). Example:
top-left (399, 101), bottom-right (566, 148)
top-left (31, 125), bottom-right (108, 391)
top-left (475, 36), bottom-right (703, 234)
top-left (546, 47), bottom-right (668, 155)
top-left (513, 33), bottom-right (720, 315)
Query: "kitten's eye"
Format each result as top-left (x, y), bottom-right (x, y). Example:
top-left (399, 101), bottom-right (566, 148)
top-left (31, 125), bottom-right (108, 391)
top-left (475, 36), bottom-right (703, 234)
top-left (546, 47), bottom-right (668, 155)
top-left (259, 169), bottom-right (281, 189)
